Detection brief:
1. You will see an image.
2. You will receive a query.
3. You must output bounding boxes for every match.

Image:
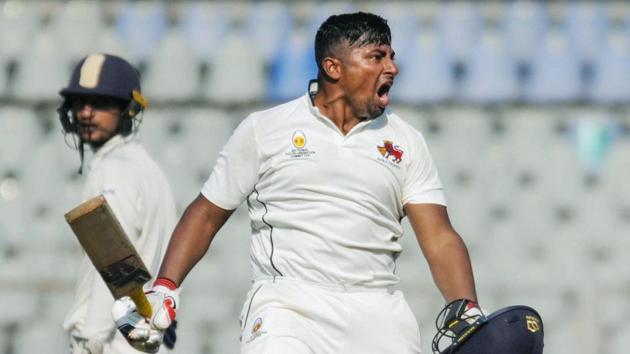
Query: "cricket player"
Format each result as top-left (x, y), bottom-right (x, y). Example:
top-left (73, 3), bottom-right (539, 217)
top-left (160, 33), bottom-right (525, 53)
top-left (114, 12), bottom-right (482, 354)
top-left (59, 54), bottom-right (177, 354)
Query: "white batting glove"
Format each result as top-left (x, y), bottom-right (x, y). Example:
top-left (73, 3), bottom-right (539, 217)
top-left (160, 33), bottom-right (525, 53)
top-left (112, 278), bottom-right (180, 353)
top-left (146, 278), bottom-right (179, 331)
top-left (439, 299), bottom-right (486, 334)
top-left (454, 299), bottom-right (485, 323)
top-left (432, 299), bottom-right (487, 354)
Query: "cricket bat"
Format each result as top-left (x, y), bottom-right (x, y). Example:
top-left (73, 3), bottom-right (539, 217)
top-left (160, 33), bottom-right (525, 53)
top-left (65, 195), bottom-right (153, 318)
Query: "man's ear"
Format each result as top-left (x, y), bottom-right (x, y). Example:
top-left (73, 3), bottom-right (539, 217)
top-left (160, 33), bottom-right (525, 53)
top-left (321, 57), bottom-right (342, 81)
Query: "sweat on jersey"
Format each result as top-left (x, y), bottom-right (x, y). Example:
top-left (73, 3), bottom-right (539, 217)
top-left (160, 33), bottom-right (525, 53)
top-left (63, 135), bottom-right (177, 343)
top-left (202, 94), bottom-right (446, 288)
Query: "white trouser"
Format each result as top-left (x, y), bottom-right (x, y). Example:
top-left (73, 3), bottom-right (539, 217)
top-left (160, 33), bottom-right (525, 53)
top-left (239, 277), bottom-right (422, 354)
top-left (69, 331), bottom-right (168, 354)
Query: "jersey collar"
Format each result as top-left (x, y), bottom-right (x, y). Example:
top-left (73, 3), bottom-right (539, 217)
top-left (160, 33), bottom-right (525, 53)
top-left (90, 134), bottom-right (130, 168)
top-left (303, 93), bottom-right (385, 137)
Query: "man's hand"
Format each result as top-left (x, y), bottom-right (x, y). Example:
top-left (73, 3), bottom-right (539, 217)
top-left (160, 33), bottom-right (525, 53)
top-left (432, 299), bottom-right (487, 354)
top-left (441, 299), bottom-right (485, 330)
top-left (112, 298), bottom-right (163, 353)
top-left (112, 278), bottom-right (179, 353)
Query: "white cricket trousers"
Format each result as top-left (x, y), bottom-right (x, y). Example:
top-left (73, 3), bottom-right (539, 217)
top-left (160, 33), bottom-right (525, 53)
top-left (239, 277), bottom-right (422, 354)
top-left (69, 331), bottom-right (169, 354)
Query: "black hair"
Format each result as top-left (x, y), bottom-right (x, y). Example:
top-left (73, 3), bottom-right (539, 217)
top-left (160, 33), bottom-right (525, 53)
top-left (314, 12), bottom-right (391, 79)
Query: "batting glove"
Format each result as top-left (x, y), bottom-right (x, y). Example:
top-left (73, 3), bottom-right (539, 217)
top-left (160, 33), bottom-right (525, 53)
top-left (432, 299), bottom-right (487, 354)
top-left (112, 278), bottom-right (180, 353)
top-left (441, 299), bottom-right (486, 331)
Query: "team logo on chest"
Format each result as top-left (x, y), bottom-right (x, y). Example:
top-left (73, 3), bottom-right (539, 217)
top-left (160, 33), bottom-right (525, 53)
top-left (292, 130), bottom-right (306, 148)
top-left (377, 140), bottom-right (404, 165)
top-left (286, 130), bottom-right (316, 159)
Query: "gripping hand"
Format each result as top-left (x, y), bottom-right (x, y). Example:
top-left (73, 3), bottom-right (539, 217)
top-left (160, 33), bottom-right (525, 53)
top-left (432, 299), bottom-right (486, 354)
top-left (112, 278), bottom-right (179, 353)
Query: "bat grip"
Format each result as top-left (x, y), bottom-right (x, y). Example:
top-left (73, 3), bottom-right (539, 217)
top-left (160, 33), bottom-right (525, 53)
top-left (130, 287), bottom-right (153, 318)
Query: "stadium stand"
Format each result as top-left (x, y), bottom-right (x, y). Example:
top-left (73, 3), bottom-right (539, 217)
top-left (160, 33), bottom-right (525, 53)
top-left (371, 2), bottom-right (421, 61)
top-left (144, 29), bottom-right (202, 102)
top-left (203, 30), bottom-right (266, 104)
top-left (565, 2), bottom-right (610, 69)
top-left (176, 1), bottom-right (230, 62)
top-left (0, 1), bottom-right (39, 64)
top-left (588, 30), bottom-right (630, 103)
top-left (244, 1), bottom-right (293, 64)
top-left (48, 0), bottom-right (104, 66)
top-left (114, 1), bottom-right (168, 65)
top-left (459, 30), bottom-right (519, 103)
top-left (266, 27), bottom-right (318, 102)
top-left (12, 31), bottom-right (70, 101)
top-left (502, 0), bottom-right (548, 65)
top-left (523, 28), bottom-right (582, 103)
top-left (391, 27), bottom-right (454, 104)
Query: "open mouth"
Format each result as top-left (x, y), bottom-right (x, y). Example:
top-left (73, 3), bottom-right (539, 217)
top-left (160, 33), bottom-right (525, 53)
top-left (376, 82), bottom-right (392, 108)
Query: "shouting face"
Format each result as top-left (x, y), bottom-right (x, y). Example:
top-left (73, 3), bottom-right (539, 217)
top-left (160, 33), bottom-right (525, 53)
top-left (337, 41), bottom-right (399, 120)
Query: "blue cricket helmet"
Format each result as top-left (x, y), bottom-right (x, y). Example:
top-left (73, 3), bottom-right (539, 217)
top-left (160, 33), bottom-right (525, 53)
top-left (60, 53), bottom-right (142, 102)
top-left (58, 53), bottom-right (149, 174)
top-left (434, 305), bottom-right (544, 354)
top-left (58, 53), bottom-right (148, 134)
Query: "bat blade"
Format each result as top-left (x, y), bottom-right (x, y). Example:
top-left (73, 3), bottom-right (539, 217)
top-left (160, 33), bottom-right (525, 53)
top-left (65, 195), bottom-right (153, 318)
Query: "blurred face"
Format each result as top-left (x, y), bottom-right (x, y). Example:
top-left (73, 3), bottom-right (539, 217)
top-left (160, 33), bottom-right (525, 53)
top-left (338, 41), bottom-right (398, 119)
top-left (71, 95), bottom-right (122, 147)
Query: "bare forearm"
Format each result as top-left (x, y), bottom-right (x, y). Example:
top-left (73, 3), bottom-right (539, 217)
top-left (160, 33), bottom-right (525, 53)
top-left (405, 203), bottom-right (478, 303)
top-left (157, 194), bottom-right (233, 286)
top-left (423, 230), bottom-right (477, 303)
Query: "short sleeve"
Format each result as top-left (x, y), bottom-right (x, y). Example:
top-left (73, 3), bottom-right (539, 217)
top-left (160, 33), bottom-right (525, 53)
top-left (402, 131), bottom-right (447, 206)
top-left (201, 115), bottom-right (260, 210)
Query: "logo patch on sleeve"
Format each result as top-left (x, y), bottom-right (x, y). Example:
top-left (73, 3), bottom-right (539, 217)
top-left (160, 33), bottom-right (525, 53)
top-left (246, 317), bottom-right (267, 343)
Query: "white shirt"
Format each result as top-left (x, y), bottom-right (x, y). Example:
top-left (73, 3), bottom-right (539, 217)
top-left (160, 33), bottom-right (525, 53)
top-left (64, 135), bottom-right (177, 341)
top-left (202, 94), bottom-right (445, 287)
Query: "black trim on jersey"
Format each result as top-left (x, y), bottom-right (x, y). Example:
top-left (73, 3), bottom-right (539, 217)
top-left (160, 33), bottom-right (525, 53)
top-left (253, 186), bottom-right (284, 276)
top-left (241, 284), bottom-right (264, 332)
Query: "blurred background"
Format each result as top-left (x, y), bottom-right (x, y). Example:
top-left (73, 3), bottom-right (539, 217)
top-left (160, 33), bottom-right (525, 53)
top-left (1, 0), bottom-right (629, 353)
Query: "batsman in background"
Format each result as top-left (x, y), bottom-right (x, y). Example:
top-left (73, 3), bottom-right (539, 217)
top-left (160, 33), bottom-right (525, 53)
top-left (114, 12), bottom-right (483, 354)
top-left (59, 53), bottom-right (177, 354)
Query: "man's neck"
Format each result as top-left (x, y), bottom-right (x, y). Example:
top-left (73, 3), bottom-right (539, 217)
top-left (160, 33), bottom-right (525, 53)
top-left (312, 84), bottom-right (363, 135)
top-left (89, 134), bottom-right (123, 154)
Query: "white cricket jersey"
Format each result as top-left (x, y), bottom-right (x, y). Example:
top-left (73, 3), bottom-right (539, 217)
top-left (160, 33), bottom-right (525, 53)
top-left (64, 135), bottom-right (177, 344)
top-left (202, 94), bottom-right (445, 287)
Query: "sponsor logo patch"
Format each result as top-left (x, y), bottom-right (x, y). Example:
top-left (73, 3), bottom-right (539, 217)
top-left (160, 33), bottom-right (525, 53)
top-left (292, 130), bottom-right (306, 148)
top-left (286, 130), bottom-right (316, 159)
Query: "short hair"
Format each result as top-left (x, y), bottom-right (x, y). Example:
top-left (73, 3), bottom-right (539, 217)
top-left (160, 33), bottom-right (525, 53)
top-left (314, 12), bottom-right (391, 78)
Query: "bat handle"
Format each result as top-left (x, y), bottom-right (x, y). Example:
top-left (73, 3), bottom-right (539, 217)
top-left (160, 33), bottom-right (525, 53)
top-left (130, 287), bottom-right (153, 318)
